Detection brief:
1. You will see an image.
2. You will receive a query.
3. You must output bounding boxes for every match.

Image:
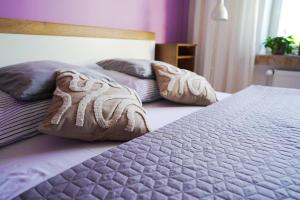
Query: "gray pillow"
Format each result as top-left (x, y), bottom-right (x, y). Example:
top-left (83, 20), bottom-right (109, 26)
top-left (97, 59), bottom-right (159, 79)
top-left (98, 67), bottom-right (161, 103)
top-left (0, 61), bottom-right (113, 101)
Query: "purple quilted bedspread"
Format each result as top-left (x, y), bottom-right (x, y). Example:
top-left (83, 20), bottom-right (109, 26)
top-left (15, 86), bottom-right (300, 200)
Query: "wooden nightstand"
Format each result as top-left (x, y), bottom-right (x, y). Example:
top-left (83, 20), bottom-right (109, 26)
top-left (155, 43), bottom-right (196, 71)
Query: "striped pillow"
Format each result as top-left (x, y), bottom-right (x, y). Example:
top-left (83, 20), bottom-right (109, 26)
top-left (0, 90), bottom-right (50, 147)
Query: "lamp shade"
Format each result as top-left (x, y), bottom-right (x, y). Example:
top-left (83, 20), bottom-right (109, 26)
top-left (212, 0), bottom-right (228, 21)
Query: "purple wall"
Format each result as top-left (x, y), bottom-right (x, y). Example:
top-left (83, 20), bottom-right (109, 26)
top-left (0, 0), bottom-right (189, 43)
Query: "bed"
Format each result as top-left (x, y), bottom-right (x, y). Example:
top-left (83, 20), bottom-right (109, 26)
top-left (0, 18), bottom-right (230, 199)
top-left (1, 18), bottom-right (300, 200)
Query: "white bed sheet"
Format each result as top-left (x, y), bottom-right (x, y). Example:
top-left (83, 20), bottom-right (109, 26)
top-left (0, 92), bottom-right (231, 200)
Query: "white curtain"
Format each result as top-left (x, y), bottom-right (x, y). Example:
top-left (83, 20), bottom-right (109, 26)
top-left (188, 0), bottom-right (259, 93)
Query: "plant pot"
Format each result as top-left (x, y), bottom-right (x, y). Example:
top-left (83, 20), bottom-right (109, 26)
top-left (272, 43), bottom-right (287, 55)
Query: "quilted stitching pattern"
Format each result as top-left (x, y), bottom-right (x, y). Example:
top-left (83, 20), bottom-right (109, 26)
top-left (15, 86), bottom-right (300, 200)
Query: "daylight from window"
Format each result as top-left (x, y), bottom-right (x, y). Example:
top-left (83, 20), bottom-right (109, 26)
top-left (277, 0), bottom-right (300, 42)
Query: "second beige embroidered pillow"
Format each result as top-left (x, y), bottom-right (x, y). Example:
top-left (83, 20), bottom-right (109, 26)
top-left (153, 64), bottom-right (217, 106)
top-left (38, 70), bottom-right (151, 141)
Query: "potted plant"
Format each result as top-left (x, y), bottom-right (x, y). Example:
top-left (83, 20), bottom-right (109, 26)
top-left (264, 36), bottom-right (295, 55)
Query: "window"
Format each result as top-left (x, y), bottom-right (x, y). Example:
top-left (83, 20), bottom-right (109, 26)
top-left (277, 0), bottom-right (300, 41)
top-left (257, 0), bottom-right (300, 54)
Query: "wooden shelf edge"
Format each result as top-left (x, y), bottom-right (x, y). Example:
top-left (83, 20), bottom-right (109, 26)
top-left (177, 56), bottom-right (194, 59)
top-left (177, 43), bottom-right (197, 47)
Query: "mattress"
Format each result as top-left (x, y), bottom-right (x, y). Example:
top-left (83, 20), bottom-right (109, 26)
top-left (14, 86), bottom-right (300, 200)
top-left (0, 92), bottom-right (231, 200)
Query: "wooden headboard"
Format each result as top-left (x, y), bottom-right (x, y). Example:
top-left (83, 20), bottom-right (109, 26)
top-left (0, 18), bottom-right (156, 67)
top-left (0, 18), bottom-right (155, 40)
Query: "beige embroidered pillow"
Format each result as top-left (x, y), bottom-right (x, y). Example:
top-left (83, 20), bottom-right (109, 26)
top-left (153, 64), bottom-right (217, 106)
top-left (38, 70), bottom-right (151, 141)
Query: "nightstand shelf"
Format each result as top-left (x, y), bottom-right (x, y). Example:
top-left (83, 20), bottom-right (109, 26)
top-left (155, 43), bottom-right (196, 71)
top-left (177, 55), bottom-right (194, 59)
